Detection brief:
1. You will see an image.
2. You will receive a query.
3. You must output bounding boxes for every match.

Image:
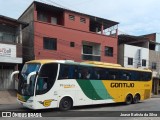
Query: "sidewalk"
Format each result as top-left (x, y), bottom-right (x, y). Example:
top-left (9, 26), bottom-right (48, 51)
top-left (0, 90), bottom-right (17, 104)
top-left (151, 94), bottom-right (160, 98)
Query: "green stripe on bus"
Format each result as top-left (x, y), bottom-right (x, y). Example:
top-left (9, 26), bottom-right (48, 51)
top-left (76, 80), bottom-right (112, 100)
top-left (90, 80), bottom-right (112, 99)
top-left (76, 79), bottom-right (102, 100)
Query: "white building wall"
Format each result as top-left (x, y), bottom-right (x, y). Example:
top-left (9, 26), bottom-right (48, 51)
top-left (124, 44), bottom-right (149, 69)
top-left (156, 33), bottom-right (160, 43)
top-left (155, 33), bottom-right (160, 52)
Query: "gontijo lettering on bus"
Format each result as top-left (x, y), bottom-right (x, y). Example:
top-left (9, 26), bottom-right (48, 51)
top-left (110, 83), bottom-right (134, 88)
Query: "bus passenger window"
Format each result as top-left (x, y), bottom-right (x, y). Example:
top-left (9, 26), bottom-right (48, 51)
top-left (73, 67), bottom-right (78, 79)
top-left (122, 73), bottom-right (128, 80)
top-left (59, 65), bottom-right (69, 79)
top-left (111, 75), bottom-right (116, 80)
top-left (109, 70), bottom-right (118, 80)
top-left (95, 70), bottom-right (100, 79)
top-left (63, 69), bottom-right (69, 79)
top-left (99, 69), bottom-right (107, 79)
top-left (121, 71), bottom-right (131, 80)
top-left (78, 67), bottom-right (90, 79)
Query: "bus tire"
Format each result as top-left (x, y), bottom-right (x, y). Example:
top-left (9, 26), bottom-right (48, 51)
top-left (125, 94), bottom-right (133, 105)
top-left (59, 97), bottom-right (73, 111)
top-left (132, 94), bottom-right (140, 104)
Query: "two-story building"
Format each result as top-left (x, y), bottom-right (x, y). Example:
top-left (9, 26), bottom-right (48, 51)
top-left (118, 33), bottom-right (160, 95)
top-left (0, 15), bottom-right (27, 90)
top-left (19, 1), bottom-right (119, 63)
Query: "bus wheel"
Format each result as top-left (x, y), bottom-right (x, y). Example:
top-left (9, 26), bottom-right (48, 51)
top-left (125, 94), bottom-right (133, 105)
top-left (59, 97), bottom-right (73, 111)
top-left (132, 94), bottom-right (140, 104)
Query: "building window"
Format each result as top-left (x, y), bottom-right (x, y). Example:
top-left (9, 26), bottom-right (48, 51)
top-left (43, 37), bottom-right (57, 50)
top-left (105, 46), bottom-right (113, 57)
top-left (37, 12), bottom-right (48, 22)
top-left (70, 42), bottom-right (75, 47)
top-left (80, 17), bottom-right (86, 23)
top-left (128, 58), bottom-right (133, 65)
top-left (0, 32), bottom-right (16, 43)
top-left (152, 62), bottom-right (157, 70)
top-left (69, 15), bottom-right (75, 21)
top-left (51, 17), bottom-right (57, 24)
top-left (83, 45), bottom-right (93, 54)
top-left (142, 59), bottom-right (146, 66)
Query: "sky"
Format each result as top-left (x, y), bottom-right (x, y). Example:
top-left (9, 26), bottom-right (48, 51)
top-left (0, 0), bottom-right (160, 35)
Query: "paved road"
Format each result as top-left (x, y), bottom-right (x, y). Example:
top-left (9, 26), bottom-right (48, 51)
top-left (0, 98), bottom-right (160, 120)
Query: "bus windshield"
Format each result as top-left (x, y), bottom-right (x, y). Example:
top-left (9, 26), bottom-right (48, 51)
top-left (18, 63), bottom-right (40, 96)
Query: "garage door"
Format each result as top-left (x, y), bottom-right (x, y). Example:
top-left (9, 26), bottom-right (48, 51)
top-left (0, 68), bottom-right (14, 90)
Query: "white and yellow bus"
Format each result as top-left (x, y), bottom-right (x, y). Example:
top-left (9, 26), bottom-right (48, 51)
top-left (11, 60), bottom-right (152, 110)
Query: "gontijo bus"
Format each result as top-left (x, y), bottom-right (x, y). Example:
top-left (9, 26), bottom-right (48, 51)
top-left (11, 60), bottom-right (152, 110)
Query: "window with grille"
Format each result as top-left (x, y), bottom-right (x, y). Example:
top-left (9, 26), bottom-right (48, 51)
top-left (69, 15), bottom-right (75, 21)
top-left (80, 17), bottom-right (86, 23)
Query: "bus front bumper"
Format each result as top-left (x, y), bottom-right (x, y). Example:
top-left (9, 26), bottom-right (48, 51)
top-left (17, 99), bottom-right (36, 110)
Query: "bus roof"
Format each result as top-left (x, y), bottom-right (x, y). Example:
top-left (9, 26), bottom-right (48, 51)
top-left (26, 59), bottom-right (57, 64)
top-left (26, 59), bottom-right (152, 72)
top-left (83, 61), bottom-right (122, 67)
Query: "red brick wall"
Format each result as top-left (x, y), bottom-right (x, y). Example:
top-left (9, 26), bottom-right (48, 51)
top-left (34, 21), bottom-right (117, 63)
top-left (64, 11), bottom-right (89, 32)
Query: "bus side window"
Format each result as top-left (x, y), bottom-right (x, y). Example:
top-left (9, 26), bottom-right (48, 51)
top-left (132, 71), bottom-right (139, 81)
top-left (121, 71), bottom-right (130, 80)
top-left (90, 68), bottom-right (99, 79)
top-left (59, 64), bottom-right (69, 79)
top-left (147, 72), bottom-right (152, 81)
top-left (109, 71), bottom-right (117, 80)
top-left (73, 66), bottom-right (79, 79)
top-left (140, 72), bottom-right (147, 81)
top-left (77, 67), bottom-right (82, 79)
top-left (99, 69), bottom-right (106, 79)
top-left (68, 65), bottom-right (75, 79)
top-left (78, 66), bottom-right (91, 79)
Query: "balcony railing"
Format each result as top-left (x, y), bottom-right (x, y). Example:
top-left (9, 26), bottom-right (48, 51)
top-left (82, 54), bottom-right (101, 61)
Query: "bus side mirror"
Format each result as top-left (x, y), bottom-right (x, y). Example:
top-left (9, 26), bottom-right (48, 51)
top-left (27, 72), bottom-right (37, 84)
top-left (11, 71), bottom-right (19, 81)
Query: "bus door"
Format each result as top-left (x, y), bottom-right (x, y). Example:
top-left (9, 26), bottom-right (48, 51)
top-left (34, 63), bottom-right (58, 109)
